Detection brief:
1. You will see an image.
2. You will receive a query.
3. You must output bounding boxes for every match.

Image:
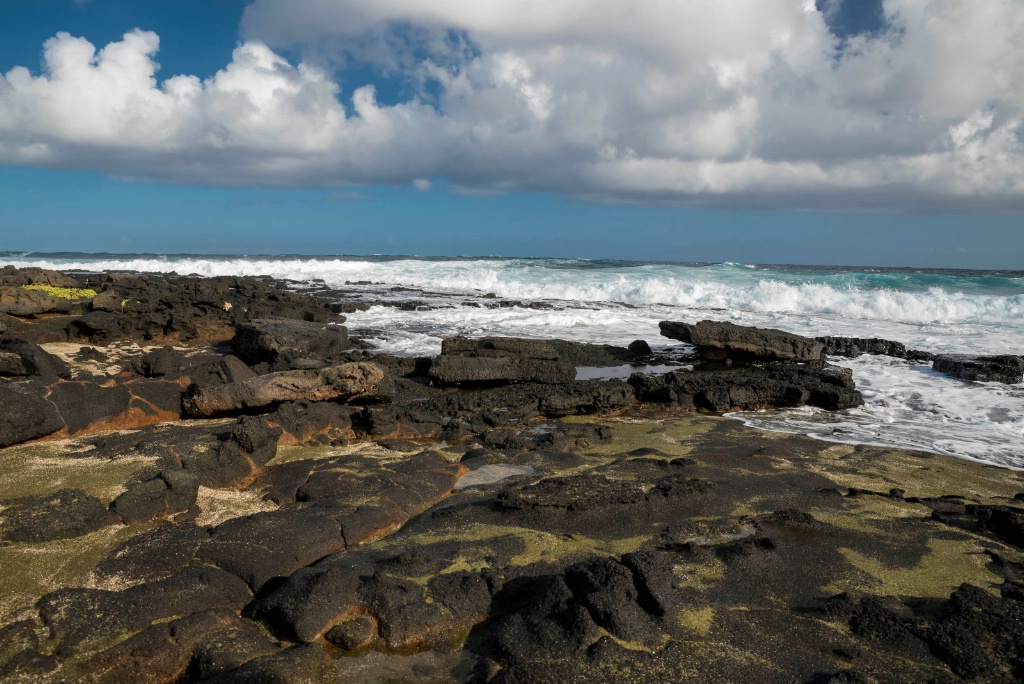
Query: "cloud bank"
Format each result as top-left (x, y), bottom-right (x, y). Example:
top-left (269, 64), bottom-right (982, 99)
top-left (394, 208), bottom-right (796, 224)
top-left (0, 0), bottom-right (1022, 210)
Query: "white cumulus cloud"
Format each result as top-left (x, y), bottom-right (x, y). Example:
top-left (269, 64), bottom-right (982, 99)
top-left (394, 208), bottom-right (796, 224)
top-left (0, 0), bottom-right (1022, 210)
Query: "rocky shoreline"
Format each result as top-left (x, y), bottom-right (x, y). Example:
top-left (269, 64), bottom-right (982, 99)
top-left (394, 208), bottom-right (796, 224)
top-left (1, 266), bottom-right (1023, 683)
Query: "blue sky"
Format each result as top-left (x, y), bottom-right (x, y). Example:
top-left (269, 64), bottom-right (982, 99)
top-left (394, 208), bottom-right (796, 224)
top-left (0, 0), bottom-right (1021, 268)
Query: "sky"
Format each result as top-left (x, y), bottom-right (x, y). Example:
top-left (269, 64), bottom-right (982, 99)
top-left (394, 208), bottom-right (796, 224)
top-left (0, 0), bottom-right (1022, 268)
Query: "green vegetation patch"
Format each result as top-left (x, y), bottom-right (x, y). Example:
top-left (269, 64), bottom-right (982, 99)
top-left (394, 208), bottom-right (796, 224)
top-left (20, 284), bottom-right (97, 300)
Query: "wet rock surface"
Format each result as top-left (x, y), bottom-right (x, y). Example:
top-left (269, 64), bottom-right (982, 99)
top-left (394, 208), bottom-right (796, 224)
top-left (932, 353), bottom-right (1024, 384)
top-left (629, 362), bottom-right (864, 411)
top-left (661, 319), bottom-right (825, 362)
top-left (2, 267), bottom-right (1022, 683)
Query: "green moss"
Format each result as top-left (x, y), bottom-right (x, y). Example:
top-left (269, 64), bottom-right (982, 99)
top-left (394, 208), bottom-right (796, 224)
top-left (20, 284), bottom-right (97, 300)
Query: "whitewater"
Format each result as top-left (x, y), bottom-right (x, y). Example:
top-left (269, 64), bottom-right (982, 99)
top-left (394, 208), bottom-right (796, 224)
top-left (3, 253), bottom-right (1023, 468)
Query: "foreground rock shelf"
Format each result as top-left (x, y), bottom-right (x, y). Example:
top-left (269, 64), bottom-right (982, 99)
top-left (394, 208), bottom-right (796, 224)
top-left (1, 267), bottom-right (1023, 683)
top-left (3, 414), bottom-right (1024, 683)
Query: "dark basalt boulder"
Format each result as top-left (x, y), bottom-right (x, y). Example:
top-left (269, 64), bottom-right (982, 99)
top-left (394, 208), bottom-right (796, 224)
top-left (660, 320), bottom-right (824, 362)
top-left (485, 574), bottom-right (601, 663)
top-left (0, 338), bottom-right (71, 378)
top-left (0, 488), bottom-right (118, 542)
top-left (130, 346), bottom-right (186, 378)
top-left (109, 468), bottom-right (200, 524)
top-left (70, 608), bottom-right (279, 684)
top-left (817, 336), bottom-right (936, 362)
top-left (181, 415), bottom-right (281, 489)
top-left (429, 355), bottom-right (576, 385)
top-left (0, 266), bottom-right (78, 288)
top-left (0, 383), bottom-right (64, 447)
top-left (629, 363), bottom-right (862, 411)
top-left (547, 339), bottom-right (640, 367)
top-left (430, 336), bottom-right (576, 386)
top-left (932, 354), bottom-right (1024, 384)
top-left (440, 336), bottom-right (560, 359)
top-left (201, 643), bottom-right (333, 684)
top-left (817, 336), bottom-right (907, 358)
top-left (0, 619), bottom-right (55, 679)
top-left (271, 399), bottom-right (360, 446)
top-left (364, 379), bottom-right (634, 440)
top-left (182, 362), bottom-right (385, 418)
top-left (232, 318), bottom-right (349, 368)
top-left (37, 566), bottom-right (252, 658)
top-left (198, 508), bottom-right (346, 593)
top-left (94, 523), bottom-right (209, 584)
top-left (628, 339), bottom-right (653, 355)
top-left (0, 287), bottom-right (82, 317)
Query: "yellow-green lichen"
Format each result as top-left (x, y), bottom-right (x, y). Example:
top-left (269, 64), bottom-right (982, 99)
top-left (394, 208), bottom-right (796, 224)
top-left (20, 284), bottom-right (97, 300)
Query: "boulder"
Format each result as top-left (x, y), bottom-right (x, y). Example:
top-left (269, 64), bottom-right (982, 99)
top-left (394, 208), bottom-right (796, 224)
top-left (131, 346), bottom-right (186, 378)
top-left (628, 339), bottom-right (653, 355)
top-left (429, 355), bottom-right (575, 385)
top-left (232, 318), bottom-right (349, 368)
top-left (660, 320), bottom-right (824, 362)
top-left (181, 415), bottom-right (281, 488)
top-left (0, 339), bottom-right (71, 378)
top-left (0, 383), bottom-right (64, 447)
top-left (182, 362), bottom-right (385, 418)
top-left (219, 355), bottom-right (258, 383)
top-left (548, 339), bottom-right (640, 367)
top-left (201, 643), bottom-right (333, 684)
top-left (430, 336), bottom-right (576, 385)
top-left (0, 488), bottom-right (118, 542)
top-left (0, 267), bottom-right (77, 288)
top-left (109, 468), bottom-right (200, 524)
top-left (37, 566), bottom-right (252, 658)
top-left (629, 363), bottom-right (863, 411)
top-left (441, 336), bottom-right (560, 359)
top-left (817, 336), bottom-right (908, 358)
top-left (932, 354), bottom-right (1024, 384)
top-left (0, 287), bottom-right (78, 317)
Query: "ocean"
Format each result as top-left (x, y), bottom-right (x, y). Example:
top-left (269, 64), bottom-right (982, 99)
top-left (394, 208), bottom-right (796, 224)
top-left (3, 252), bottom-right (1023, 468)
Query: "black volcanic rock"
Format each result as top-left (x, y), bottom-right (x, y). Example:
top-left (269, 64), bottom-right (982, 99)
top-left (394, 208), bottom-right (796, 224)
top-left (932, 354), bottom-right (1024, 384)
top-left (430, 336), bottom-right (576, 385)
top-left (109, 468), bottom-right (200, 524)
top-left (0, 383), bottom-right (64, 447)
top-left (817, 336), bottom-right (907, 358)
top-left (660, 320), bottom-right (824, 362)
top-left (232, 318), bottom-right (349, 369)
top-left (0, 488), bottom-right (117, 543)
top-left (630, 363), bottom-right (862, 411)
top-left (0, 338), bottom-right (70, 378)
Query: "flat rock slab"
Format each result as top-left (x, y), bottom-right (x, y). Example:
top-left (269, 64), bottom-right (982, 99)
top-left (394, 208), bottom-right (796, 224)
top-left (233, 318), bottom-right (349, 368)
top-left (660, 320), bottom-right (824, 362)
top-left (429, 355), bottom-right (576, 385)
top-left (0, 488), bottom-right (118, 543)
top-left (440, 336), bottom-right (560, 359)
top-left (37, 566), bottom-right (252, 658)
top-left (630, 363), bottom-right (863, 411)
top-left (431, 336), bottom-right (576, 385)
top-left (933, 354), bottom-right (1024, 384)
top-left (183, 362), bottom-right (385, 417)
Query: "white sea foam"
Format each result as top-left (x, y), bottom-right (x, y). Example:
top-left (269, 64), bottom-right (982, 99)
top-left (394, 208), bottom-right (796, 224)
top-left (8, 255), bottom-right (1024, 328)
top-left (4, 254), bottom-right (1022, 466)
